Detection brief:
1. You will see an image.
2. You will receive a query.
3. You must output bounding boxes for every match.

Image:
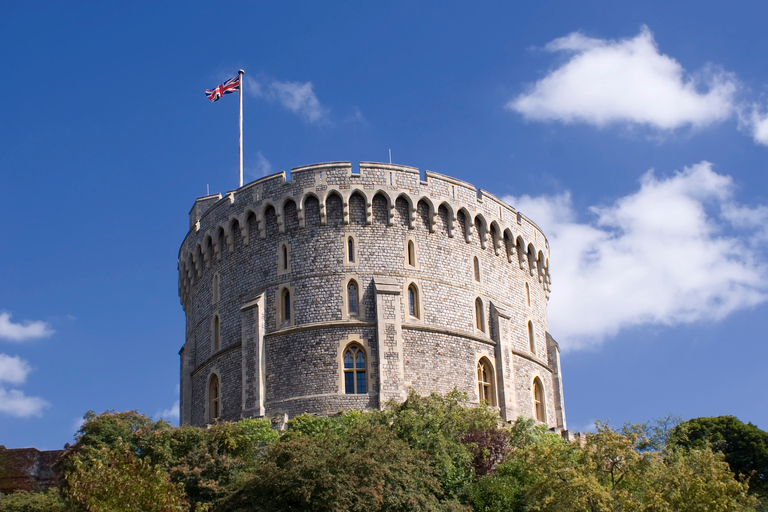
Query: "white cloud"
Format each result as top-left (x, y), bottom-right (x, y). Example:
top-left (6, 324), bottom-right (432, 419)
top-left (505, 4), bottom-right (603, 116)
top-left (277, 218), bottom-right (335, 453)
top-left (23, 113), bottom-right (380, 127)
top-left (510, 26), bottom-right (737, 130)
top-left (0, 387), bottom-right (50, 418)
top-left (245, 76), bottom-right (328, 123)
top-left (739, 103), bottom-right (768, 146)
top-left (248, 151), bottom-right (273, 179)
top-left (155, 400), bottom-right (179, 424)
top-left (0, 311), bottom-right (54, 342)
top-left (0, 353), bottom-right (32, 385)
top-left (505, 161), bottom-right (768, 351)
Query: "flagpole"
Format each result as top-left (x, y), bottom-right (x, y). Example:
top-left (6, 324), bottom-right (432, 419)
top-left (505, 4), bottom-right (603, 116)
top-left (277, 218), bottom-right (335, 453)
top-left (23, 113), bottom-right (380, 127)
top-left (238, 69), bottom-right (244, 188)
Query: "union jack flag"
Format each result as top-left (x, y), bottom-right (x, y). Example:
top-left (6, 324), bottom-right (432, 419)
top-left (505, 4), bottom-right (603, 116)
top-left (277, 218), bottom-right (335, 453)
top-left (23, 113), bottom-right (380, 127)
top-left (205, 75), bottom-right (241, 102)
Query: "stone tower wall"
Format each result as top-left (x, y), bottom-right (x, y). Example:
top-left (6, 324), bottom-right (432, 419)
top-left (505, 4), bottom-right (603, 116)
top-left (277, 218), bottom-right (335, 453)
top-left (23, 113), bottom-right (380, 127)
top-left (178, 162), bottom-right (565, 429)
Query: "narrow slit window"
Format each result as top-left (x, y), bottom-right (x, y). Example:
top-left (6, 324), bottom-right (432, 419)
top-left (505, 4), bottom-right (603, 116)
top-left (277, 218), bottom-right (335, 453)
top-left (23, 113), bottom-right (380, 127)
top-left (533, 378), bottom-right (545, 422)
top-left (525, 282), bottom-right (531, 307)
top-left (348, 237), bottom-right (355, 263)
top-left (348, 281), bottom-right (358, 315)
top-left (282, 245), bottom-right (288, 270)
top-left (473, 256), bottom-right (480, 282)
top-left (408, 284), bottom-right (419, 318)
top-left (528, 321), bottom-right (535, 353)
top-left (475, 298), bottom-right (484, 332)
top-left (283, 289), bottom-right (291, 322)
top-left (208, 374), bottom-right (220, 422)
top-left (213, 274), bottom-right (220, 303)
top-left (407, 240), bottom-right (415, 266)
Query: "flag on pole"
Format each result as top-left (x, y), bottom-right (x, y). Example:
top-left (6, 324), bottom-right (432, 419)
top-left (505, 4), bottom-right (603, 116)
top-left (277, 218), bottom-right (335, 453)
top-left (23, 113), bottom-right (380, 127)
top-left (205, 75), bottom-right (241, 102)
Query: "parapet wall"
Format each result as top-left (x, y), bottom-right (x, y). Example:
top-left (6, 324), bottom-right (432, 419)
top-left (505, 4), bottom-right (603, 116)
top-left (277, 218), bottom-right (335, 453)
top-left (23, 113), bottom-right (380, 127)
top-left (178, 161), bottom-right (563, 431)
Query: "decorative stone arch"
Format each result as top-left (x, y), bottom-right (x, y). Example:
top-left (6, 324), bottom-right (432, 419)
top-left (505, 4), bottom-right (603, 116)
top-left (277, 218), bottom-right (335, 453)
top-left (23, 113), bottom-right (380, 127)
top-left (345, 188), bottom-right (371, 226)
top-left (515, 236), bottom-right (526, 269)
top-left (277, 242), bottom-right (291, 276)
top-left (324, 190), bottom-right (345, 227)
top-left (192, 244), bottom-right (204, 278)
top-left (212, 226), bottom-right (226, 261)
top-left (438, 201), bottom-right (456, 237)
top-left (474, 214), bottom-right (488, 249)
top-left (503, 229), bottom-right (515, 263)
top-left (370, 189), bottom-right (394, 226)
top-left (416, 195), bottom-right (437, 233)
top-left (336, 333), bottom-right (373, 394)
top-left (210, 311), bottom-right (221, 354)
top-left (340, 274), bottom-right (363, 320)
top-left (537, 250), bottom-right (546, 283)
top-left (258, 200), bottom-right (278, 239)
top-left (489, 221), bottom-right (502, 256)
top-left (298, 191), bottom-right (321, 228)
top-left (279, 196), bottom-right (299, 234)
top-left (526, 243), bottom-right (537, 276)
top-left (457, 207), bottom-right (474, 243)
top-left (395, 192), bottom-right (416, 229)
top-left (476, 355), bottom-right (497, 406)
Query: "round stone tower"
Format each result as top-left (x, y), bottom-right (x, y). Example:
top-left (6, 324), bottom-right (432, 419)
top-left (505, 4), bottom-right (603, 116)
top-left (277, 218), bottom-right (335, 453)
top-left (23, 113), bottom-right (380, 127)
top-left (178, 162), bottom-right (566, 430)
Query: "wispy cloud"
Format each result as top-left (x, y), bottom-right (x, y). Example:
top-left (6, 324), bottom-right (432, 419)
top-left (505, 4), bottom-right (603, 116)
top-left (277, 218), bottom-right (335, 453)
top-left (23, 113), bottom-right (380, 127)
top-left (0, 388), bottom-right (50, 418)
top-left (505, 161), bottom-right (768, 351)
top-left (510, 26), bottom-right (737, 131)
top-left (245, 76), bottom-right (328, 123)
top-left (739, 102), bottom-right (768, 146)
top-left (0, 353), bottom-right (32, 385)
top-left (0, 311), bottom-right (54, 342)
top-left (155, 400), bottom-right (180, 424)
top-left (248, 151), bottom-right (273, 179)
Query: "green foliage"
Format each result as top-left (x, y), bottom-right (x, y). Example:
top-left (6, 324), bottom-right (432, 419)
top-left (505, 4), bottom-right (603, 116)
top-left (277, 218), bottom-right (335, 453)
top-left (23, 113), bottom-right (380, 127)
top-left (64, 440), bottom-right (186, 512)
top-left (0, 489), bottom-right (68, 512)
top-left (669, 415), bottom-right (768, 499)
top-left (374, 390), bottom-right (500, 499)
top-left (219, 421), bottom-right (455, 512)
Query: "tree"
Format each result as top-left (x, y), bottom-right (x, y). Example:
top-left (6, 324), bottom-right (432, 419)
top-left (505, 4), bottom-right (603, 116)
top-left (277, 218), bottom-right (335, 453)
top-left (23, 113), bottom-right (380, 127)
top-left (0, 489), bottom-right (68, 512)
top-left (218, 420), bottom-right (456, 512)
top-left (668, 416), bottom-right (768, 498)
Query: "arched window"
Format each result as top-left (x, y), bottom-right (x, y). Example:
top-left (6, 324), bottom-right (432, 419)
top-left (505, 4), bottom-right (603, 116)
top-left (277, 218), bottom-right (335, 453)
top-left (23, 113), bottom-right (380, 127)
top-left (208, 374), bottom-right (220, 422)
top-left (408, 284), bottom-right (419, 318)
top-left (475, 298), bottom-right (485, 332)
top-left (282, 244), bottom-right (289, 271)
top-left (525, 282), bottom-right (530, 307)
top-left (343, 344), bottom-right (367, 394)
top-left (348, 236), bottom-right (355, 263)
top-left (407, 240), bottom-right (415, 267)
top-left (348, 280), bottom-right (358, 315)
top-left (213, 273), bottom-right (220, 303)
top-left (282, 289), bottom-right (291, 322)
top-left (213, 315), bottom-right (220, 352)
top-left (473, 256), bottom-right (480, 282)
top-left (533, 377), bottom-right (545, 422)
top-left (477, 358), bottom-right (495, 405)
top-left (528, 321), bottom-right (535, 353)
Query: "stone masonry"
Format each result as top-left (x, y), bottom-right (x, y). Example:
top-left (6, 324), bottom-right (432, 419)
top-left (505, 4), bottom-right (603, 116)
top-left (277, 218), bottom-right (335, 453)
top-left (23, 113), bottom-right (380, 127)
top-left (178, 162), bottom-right (567, 430)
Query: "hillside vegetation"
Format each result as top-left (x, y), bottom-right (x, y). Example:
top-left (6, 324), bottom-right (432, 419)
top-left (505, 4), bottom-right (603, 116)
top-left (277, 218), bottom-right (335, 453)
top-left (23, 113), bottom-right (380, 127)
top-left (1, 391), bottom-right (764, 511)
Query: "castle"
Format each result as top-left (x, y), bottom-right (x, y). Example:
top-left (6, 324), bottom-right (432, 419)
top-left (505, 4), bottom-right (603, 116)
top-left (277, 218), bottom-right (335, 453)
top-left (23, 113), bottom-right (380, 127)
top-left (178, 162), bottom-right (566, 430)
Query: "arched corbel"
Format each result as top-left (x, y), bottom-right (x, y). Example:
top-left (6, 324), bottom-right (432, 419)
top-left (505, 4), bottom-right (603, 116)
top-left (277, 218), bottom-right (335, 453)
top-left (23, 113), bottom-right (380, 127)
top-left (276, 208), bottom-right (285, 234)
top-left (238, 213), bottom-right (250, 247)
top-left (365, 200), bottom-right (373, 225)
top-left (319, 200), bottom-right (328, 226)
top-left (387, 202), bottom-right (396, 226)
top-left (257, 212), bottom-right (267, 239)
top-left (297, 204), bottom-right (305, 229)
top-left (342, 197), bottom-right (350, 226)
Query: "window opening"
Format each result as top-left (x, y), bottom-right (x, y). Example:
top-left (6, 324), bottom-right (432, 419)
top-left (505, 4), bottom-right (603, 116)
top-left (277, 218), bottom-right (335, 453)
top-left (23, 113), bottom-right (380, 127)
top-left (407, 240), bottom-right (415, 266)
top-left (473, 256), bottom-right (480, 282)
top-left (534, 378), bottom-right (545, 422)
top-left (348, 237), bottom-right (355, 263)
top-left (408, 284), bottom-right (418, 318)
top-left (348, 281), bottom-right (358, 315)
top-left (344, 345), bottom-right (367, 394)
top-left (283, 289), bottom-right (291, 322)
top-left (282, 244), bottom-right (288, 270)
top-left (213, 274), bottom-right (220, 303)
top-left (475, 298), bottom-right (485, 332)
top-left (528, 321), bottom-right (535, 353)
top-left (525, 282), bottom-right (531, 307)
top-left (209, 374), bottom-right (220, 422)
top-left (477, 359), bottom-right (494, 405)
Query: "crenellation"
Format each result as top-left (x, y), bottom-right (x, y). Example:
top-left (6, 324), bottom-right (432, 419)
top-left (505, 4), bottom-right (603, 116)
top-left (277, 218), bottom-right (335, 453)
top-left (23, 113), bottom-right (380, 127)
top-left (179, 162), bottom-right (564, 430)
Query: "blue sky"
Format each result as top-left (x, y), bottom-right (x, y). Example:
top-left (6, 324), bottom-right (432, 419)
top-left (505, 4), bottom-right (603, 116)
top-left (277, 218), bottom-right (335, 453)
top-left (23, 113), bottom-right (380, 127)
top-left (2, 1), bottom-right (768, 448)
